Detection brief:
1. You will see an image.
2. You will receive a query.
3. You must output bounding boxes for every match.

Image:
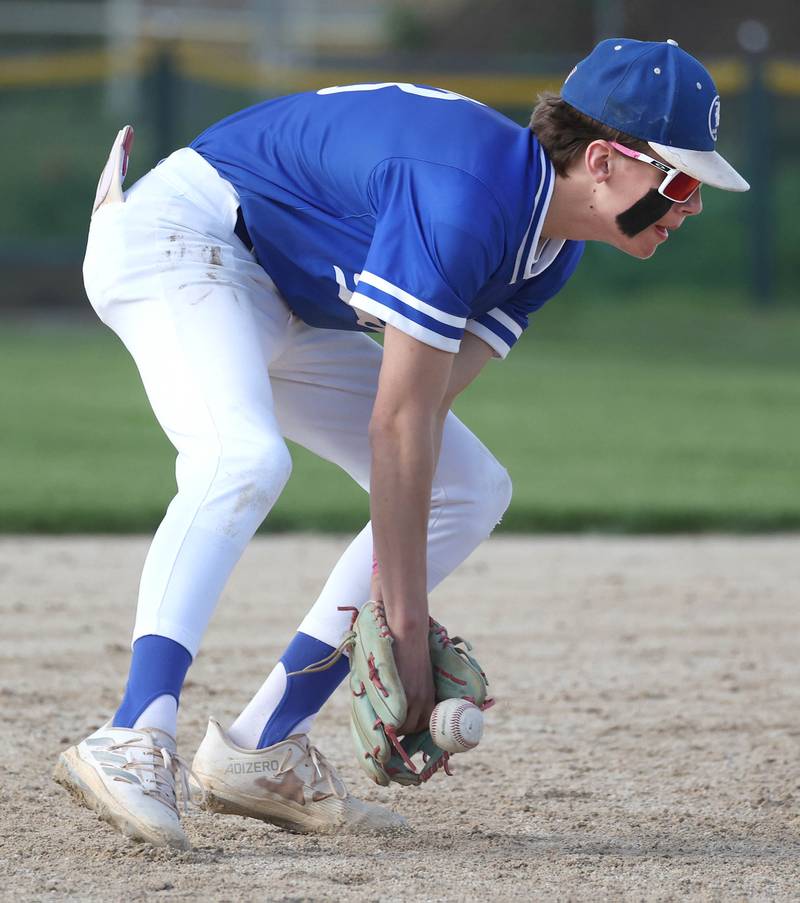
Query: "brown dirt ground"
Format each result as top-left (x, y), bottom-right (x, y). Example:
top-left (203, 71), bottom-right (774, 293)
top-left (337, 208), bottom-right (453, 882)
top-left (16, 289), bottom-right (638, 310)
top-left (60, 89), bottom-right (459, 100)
top-left (1, 535), bottom-right (799, 902)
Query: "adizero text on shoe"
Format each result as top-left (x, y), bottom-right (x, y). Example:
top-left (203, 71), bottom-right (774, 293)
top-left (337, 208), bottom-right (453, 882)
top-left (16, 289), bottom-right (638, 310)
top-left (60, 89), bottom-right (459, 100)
top-left (192, 718), bottom-right (407, 834)
top-left (53, 723), bottom-right (191, 849)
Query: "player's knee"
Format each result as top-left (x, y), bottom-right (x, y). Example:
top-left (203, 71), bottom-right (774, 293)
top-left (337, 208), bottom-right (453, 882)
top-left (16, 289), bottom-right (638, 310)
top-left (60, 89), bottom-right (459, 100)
top-left (449, 454), bottom-right (512, 537)
top-left (183, 438), bottom-right (293, 532)
top-left (231, 439), bottom-right (293, 511)
top-left (493, 462), bottom-right (513, 518)
top-left (481, 458), bottom-right (513, 528)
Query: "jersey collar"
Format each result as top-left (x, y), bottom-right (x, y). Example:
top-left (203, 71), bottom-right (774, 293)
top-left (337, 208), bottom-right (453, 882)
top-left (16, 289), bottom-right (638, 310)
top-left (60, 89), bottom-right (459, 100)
top-left (509, 143), bottom-right (563, 283)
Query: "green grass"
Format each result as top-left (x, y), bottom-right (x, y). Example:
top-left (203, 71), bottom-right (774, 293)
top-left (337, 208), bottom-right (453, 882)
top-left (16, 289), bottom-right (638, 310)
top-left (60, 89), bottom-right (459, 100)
top-left (2, 288), bottom-right (799, 533)
top-left (466, 287), bottom-right (800, 530)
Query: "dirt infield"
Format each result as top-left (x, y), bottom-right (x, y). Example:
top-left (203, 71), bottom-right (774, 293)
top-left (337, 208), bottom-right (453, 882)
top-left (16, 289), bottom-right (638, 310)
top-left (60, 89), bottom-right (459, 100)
top-left (2, 535), bottom-right (799, 902)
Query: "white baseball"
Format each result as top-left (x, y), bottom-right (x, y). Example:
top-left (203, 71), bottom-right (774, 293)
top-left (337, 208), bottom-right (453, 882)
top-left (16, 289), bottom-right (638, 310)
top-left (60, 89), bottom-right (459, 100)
top-left (429, 699), bottom-right (484, 753)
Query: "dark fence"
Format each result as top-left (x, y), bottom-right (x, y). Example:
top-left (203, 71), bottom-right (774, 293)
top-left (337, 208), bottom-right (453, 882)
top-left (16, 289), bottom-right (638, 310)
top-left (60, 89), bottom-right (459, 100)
top-left (2, 42), bottom-right (798, 311)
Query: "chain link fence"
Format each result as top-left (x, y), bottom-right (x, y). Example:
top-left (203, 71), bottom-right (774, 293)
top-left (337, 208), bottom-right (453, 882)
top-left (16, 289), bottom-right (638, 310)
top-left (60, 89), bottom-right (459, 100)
top-left (2, 33), bottom-right (798, 311)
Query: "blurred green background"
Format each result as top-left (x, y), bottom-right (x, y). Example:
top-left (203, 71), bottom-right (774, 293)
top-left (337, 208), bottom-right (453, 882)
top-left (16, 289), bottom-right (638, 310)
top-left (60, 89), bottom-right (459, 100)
top-left (2, 0), bottom-right (798, 533)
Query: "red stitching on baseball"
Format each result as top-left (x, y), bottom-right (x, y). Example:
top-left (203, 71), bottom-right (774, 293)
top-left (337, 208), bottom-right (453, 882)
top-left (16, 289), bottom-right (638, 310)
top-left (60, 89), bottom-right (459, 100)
top-left (433, 701), bottom-right (478, 750)
top-left (451, 701), bottom-right (472, 747)
top-left (430, 706), bottom-right (440, 738)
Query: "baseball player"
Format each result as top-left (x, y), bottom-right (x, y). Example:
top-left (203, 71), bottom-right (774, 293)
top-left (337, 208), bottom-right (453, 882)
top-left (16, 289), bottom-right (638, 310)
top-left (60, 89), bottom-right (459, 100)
top-left (55, 39), bottom-right (747, 848)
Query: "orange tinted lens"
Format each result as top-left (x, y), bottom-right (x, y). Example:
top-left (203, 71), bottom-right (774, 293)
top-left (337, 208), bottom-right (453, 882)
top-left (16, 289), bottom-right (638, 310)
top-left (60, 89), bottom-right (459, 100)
top-left (663, 171), bottom-right (701, 202)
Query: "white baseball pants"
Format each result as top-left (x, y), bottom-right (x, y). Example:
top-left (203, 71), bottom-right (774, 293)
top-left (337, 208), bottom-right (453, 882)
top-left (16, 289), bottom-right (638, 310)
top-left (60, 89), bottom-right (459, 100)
top-left (83, 148), bottom-right (512, 658)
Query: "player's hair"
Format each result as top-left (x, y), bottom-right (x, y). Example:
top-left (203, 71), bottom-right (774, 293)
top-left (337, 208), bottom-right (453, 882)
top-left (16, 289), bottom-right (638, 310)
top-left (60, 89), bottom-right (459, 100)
top-left (530, 92), bottom-right (650, 177)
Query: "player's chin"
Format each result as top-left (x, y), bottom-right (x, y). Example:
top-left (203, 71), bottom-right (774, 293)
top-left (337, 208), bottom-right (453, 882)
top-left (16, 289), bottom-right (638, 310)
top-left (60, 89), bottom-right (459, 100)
top-left (634, 243), bottom-right (658, 260)
top-left (615, 242), bottom-right (656, 260)
top-left (620, 232), bottom-right (663, 260)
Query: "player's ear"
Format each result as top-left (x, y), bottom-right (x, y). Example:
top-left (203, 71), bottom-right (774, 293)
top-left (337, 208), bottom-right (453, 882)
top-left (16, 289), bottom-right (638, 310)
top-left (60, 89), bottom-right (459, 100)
top-left (584, 140), bottom-right (613, 185)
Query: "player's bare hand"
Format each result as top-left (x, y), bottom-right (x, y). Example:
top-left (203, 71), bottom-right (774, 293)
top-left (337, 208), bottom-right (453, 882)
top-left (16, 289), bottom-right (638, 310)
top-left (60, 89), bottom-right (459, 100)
top-left (392, 629), bottom-right (435, 735)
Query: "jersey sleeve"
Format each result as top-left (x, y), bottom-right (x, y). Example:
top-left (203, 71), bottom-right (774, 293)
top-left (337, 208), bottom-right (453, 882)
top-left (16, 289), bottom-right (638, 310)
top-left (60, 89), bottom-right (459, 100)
top-left (348, 158), bottom-right (505, 352)
top-left (465, 239), bottom-right (585, 358)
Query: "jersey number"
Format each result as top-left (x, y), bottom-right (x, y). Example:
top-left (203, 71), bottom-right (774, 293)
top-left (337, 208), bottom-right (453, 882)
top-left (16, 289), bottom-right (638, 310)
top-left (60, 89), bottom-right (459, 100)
top-left (317, 82), bottom-right (484, 106)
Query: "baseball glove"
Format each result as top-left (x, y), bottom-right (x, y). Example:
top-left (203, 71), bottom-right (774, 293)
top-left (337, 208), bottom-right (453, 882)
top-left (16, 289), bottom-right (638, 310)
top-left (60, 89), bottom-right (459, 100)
top-left (343, 601), bottom-right (492, 786)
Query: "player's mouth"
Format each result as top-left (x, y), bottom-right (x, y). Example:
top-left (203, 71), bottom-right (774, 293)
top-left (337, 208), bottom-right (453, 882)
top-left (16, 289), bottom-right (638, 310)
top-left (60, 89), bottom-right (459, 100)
top-left (653, 224), bottom-right (669, 241)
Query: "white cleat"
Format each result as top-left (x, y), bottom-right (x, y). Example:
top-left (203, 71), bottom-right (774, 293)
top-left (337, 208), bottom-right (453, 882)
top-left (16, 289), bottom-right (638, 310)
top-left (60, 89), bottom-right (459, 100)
top-left (192, 718), bottom-right (407, 835)
top-left (54, 723), bottom-right (192, 850)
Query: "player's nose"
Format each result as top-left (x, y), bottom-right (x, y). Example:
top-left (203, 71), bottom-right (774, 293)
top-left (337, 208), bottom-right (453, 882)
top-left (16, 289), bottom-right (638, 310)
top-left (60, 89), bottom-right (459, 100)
top-left (678, 187), bottom-right (703, 216)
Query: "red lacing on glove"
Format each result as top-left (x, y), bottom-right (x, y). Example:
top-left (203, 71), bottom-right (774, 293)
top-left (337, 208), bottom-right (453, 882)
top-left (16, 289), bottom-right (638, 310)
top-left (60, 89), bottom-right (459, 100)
top-left (464, 694), bottom-right (496, 711)
top-left (367, 653), bottom-right (388, 697)
top-left (434, 664), bottom-right (467, 686)
top-left (431, 623), bottom-right (468, 685)
top-left (384, 724), bottom-right (417, 773)
top-left (352, 680), bottom-right (366, 698)
top-left (419, 750), bottom-right (452, 782)
top-left (431, 620), bottom-right (452, 647)
top-left (371, 600), bottom-right (391, 639)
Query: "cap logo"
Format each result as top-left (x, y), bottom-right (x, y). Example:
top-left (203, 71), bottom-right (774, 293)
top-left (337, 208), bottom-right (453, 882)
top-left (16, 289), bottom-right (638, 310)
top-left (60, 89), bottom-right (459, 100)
top-left (708, 95), bottom-right (720, 142)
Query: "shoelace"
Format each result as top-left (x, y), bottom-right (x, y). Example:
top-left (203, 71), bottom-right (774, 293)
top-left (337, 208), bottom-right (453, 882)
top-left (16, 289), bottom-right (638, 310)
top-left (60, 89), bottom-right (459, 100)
top-left (109, 738), bottom-right (204, 813)
top-left (275, 742), bottom-right (348, 801)
top-left (284, 631), bottom-right (354, 677)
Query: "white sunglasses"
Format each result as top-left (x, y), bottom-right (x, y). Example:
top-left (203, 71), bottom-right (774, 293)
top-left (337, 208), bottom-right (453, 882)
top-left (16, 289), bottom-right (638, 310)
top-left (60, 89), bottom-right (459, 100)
top-left (610, 142), bottom-right (701, 203)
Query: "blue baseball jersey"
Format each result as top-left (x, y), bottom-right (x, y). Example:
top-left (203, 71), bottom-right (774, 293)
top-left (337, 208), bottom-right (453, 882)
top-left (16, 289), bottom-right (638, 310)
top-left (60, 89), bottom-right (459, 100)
top-left (191, 83), bottom-right (584, 357)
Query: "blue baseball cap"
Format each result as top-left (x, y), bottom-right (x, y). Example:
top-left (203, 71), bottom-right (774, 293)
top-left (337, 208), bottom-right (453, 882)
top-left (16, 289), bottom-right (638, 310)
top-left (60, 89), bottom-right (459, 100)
top-left (561, 38), bottom-right (749, 192)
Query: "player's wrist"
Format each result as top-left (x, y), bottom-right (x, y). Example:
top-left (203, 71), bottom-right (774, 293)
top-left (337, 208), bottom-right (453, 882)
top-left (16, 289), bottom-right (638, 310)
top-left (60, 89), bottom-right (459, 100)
top-left (386, 605), bottom-right (429, 640)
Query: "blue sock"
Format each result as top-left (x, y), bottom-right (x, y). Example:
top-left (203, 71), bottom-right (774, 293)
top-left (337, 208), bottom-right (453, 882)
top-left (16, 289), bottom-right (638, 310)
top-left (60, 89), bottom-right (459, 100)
top-left (113, 634), bottom-right (193, 728)
top-left (258, 632), bottom-right (349, 748)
